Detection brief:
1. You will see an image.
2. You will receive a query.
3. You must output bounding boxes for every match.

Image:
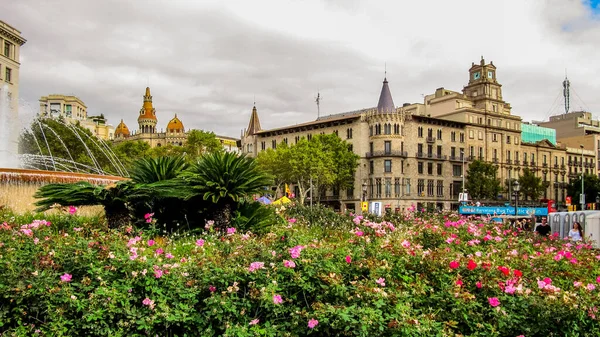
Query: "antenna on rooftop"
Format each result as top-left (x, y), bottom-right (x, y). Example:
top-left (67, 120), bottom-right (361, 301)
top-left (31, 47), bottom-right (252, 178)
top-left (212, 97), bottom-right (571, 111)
top-left (563, 69), bottom-right (570, 115)
top-left (315, 90), bottom-right (322, 119)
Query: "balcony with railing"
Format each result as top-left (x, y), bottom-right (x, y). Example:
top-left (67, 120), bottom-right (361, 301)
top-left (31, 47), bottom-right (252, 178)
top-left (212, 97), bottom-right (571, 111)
top-left (365, 151), bottom-right (408, 158)
top-left (492, 158), bottom-right (499, 164)
top-left (506, 159), bottom-right (512, 165)
top-left (449, 155), bottom-right (465, 162)
top-left (426, 137), bottom-right (436, 143)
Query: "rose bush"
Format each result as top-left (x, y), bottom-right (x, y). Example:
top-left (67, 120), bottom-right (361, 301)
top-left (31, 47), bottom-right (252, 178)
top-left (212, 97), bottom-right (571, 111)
top-left (0, 207), bottom-right (599, 336)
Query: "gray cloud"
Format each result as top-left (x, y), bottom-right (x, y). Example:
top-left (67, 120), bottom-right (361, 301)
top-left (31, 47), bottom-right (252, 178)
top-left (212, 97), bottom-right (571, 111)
top-left (3, 0), bottom-right (600, 138)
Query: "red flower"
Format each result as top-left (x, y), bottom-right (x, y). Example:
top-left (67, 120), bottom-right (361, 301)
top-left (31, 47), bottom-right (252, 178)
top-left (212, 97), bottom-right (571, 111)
top-left (513, 269), bottom-right (523, 278)
top-left (497, 266), bottom-right (510, 276)
top-left (449, 261), bottom-right (460, 269)
top-left (467, 260), bottom-right (477, 271)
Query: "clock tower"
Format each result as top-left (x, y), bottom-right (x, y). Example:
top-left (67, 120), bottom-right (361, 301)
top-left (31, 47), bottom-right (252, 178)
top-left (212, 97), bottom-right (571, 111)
top-left (462, 57), bottom-right (511, 114)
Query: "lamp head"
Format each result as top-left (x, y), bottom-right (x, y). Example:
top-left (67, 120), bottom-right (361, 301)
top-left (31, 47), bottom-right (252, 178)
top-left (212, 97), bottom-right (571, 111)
top-left (513, 180), bottom-right (520, 191)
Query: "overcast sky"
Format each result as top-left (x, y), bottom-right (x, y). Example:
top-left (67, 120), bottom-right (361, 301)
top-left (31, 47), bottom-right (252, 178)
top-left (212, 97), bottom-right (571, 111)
top-left (4, 0), bottom-right (600, 138)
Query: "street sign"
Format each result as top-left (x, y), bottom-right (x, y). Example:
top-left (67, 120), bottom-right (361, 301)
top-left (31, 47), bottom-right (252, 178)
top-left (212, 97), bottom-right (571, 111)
top-left (566, 196), bottom-right (571, 206)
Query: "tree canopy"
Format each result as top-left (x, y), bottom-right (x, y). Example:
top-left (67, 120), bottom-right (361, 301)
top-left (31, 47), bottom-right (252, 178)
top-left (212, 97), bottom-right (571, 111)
top-left (567, 173), bottom-right (600, 207)
top-left (465, 160), bottom-right (501, 201)
top-left (257, 134), bottom-right (359, 205)
top-left (517, 168), bottom-right (544, 201)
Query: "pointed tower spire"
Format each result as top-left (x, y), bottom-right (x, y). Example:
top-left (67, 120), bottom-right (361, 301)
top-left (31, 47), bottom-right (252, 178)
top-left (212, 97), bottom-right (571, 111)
top-left (377, 76), bottom-right (396, 113)
top-left (246, 104), bottom-right (262, 136)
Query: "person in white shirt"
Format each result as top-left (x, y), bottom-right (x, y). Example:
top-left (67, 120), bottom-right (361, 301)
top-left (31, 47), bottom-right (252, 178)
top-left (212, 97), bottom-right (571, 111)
top-left (568, 222), bottom-right (583, 242)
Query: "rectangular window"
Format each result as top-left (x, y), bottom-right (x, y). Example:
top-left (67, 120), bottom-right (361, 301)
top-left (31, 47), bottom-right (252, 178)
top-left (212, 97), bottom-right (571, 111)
top-left (453, 165), bottom-right (461, 177)
top-left (369, 160), bottom-right (374, 174)
top-left (436, 180), bottom-right (444, 197)
top-left (376, 178), bottom-right (382, 198)
top-left (417, 179), bottom-right (425, 196)
top-left (272, 139), bottom-right (276, 149)
top-left (524, 153), bottom-right (528, 163)
top-left (4, 42), bottom-right (10, 58)
top-left (460, 133), bottom-right (465, 143)
top-left (479, 147), bottom-right (483, 159)
top-left (427, 179), bottom-right (434, 196)
top-left (451, 147), bottom-right (456, 158)
top-left (405, 178), bottom-right (411, 195)
top-left (385, 178), bottom-right (392, 197)
top-left (347, 128), bottom-right (353, 139)
top-left (5, 68), bottom-right (11, 82)
top-left (507, 135), bottom-right (511, 144)
top-left (451, 131), bottom-right (456, 142)
top-left (394, 178), bottom-right (400, 197)
top-left (384, 160), bottom-right (392, 173)
top-left (417, 144), bottom-right (423, 155)
top-left (261, 141), bottom-right (265, 150)
top-left (418, 162), bottom-right (423, 174)
top-left (369, 142), bottom-right (374, 154)
top-left (437, 163), bottom-right (443, 175)
top-left (427, 162), bottom-right (433, 175)
top-left (492, 134), bottom-right (498, 142)
top-left (384, 141), bottom-right (391, 154)
top-left (493, 149), bottom-right (497, 159)
top-left (437, 145), bottom-right (442, 156)
top-left (469, 130), bottom-right (474, 139)
top-left (427, 145), bottom-right (433, 156)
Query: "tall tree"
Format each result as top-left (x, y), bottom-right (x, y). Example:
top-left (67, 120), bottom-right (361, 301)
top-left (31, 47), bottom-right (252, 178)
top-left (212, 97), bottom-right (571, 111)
top-left (287, 138), bottom-right (333, 205)
top-left (256, 145), bottom-right (292, 197)
top-left (184, 130), bottom-right (222, 157)
top-left (518, 168), bottom-right (544, 201)
top-left (465, 160), bottom-right (501, 201)
top-left (313, 134), bottom-right (359, 203)
top-left (567, 173), bottom-right (600, 207)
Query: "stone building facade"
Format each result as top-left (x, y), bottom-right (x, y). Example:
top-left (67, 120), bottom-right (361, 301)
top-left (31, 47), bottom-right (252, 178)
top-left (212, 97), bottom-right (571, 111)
top-left (113, 87), bottom-right (240, 152)
top-left (241, 58), bottom-right (595, 213)
top-left (39, 94), bottom-right (115, 141)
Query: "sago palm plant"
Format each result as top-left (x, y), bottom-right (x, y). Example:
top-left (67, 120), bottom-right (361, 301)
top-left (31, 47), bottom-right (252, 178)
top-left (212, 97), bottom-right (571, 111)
top-left (180, 151), bottom-right (272, 230)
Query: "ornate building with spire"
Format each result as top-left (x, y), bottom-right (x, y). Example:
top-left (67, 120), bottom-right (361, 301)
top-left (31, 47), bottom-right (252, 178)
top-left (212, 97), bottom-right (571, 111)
top-left (114, 87), bottom-right (240, 152)
top-left (242, 59), bottom-right (595, 213)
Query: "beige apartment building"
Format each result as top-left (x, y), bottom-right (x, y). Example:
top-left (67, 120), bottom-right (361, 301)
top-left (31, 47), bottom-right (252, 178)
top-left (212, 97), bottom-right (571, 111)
top-left (535, 111), bottom-right (600, 177)
top-left (0, 20), bottom-right (27, 155)
top-left (39, 94), bottom-right (115, 141)
top-left (113, 87), bottom-right (240, 152)
top-left (242, 58), bottom-right (595, 213)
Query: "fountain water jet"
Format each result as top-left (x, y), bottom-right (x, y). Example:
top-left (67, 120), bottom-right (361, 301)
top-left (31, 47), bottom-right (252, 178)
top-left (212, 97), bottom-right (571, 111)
top-left (0, 87), bottom-right (126, 213)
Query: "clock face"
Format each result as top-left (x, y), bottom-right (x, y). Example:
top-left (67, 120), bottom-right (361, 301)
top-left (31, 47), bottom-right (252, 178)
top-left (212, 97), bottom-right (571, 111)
top-left (488, 71), bottom-right (493, 79)
top-left (474, 72), bottom-right (481, 80)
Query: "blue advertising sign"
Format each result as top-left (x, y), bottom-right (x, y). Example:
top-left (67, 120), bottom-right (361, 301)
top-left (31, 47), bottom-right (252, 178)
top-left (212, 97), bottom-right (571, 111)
top-left (459, 206), bottom-right (548, 216)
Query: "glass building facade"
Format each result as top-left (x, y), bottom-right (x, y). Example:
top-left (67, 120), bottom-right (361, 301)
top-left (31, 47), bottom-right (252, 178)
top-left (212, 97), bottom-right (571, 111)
top-left (521, 123), bottom-right (556, 145)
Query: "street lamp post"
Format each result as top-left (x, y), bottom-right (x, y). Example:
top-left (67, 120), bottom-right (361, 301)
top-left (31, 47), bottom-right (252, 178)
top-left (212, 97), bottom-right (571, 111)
top-left (513, 180), bottom-right (520, 216)
top-left (362, 182), bottom-right (368, 215)
top-left (461, 150), bottom-right (466, 203)
top-left (580, 144), bottom-right (585, 210)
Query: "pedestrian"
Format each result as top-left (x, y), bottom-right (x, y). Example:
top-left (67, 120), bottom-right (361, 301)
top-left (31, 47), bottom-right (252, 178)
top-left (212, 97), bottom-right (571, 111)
top-left (535, 217), bottom-right (551, 236)
top-left (568, 222), bottom-right (583, 242)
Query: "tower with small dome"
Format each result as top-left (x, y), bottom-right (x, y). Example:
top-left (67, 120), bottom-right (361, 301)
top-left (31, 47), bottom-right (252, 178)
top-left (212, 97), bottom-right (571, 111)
top-left (112, 87), bottom-right (240, 151)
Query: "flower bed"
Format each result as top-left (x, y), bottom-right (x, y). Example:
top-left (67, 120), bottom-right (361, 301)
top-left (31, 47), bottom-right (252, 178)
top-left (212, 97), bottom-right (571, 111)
top-left (0, 209), bottom-right (599, 336)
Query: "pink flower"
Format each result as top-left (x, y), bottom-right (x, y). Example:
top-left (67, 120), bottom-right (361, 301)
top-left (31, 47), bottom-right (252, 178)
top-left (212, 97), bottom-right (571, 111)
top-left (587, 284), bottom-right (596, 291)
top-left (288, 218), bottom-right (297, 223)
top-left (68, 206), bottom-right (77, 214)
top-left (249, 318), bottom-right (260, 325)
top-left (345, 255), bottom-right (352, 264)
top-left (155, 248), bottom-right (164, 255)
top-left (467, 260), bottom-right (477, 271)
top-left (597, 276), bottom-right (600, 283)
top-left (20, 229), bottom-right (33, 237)
top-left (537, 280), bottom-right (547, 289)
top-left (488, 297), bottom-right (501, 307)
top-left (355, 231), bottom-right (364, 237)
top-left (209, 285), bottom-right (216, 292)
top-left (144, 213), bottom-right (154, 223)
top-left (289, 245), bottom-right (305, 259)
top-left (73, 227), bottom-right (82, 232)
top-left (147, 239), bottom-right (155, 247)
top-left (283, 260), bottom-right (296, 268)
top-left (505, 285), bottom-right (516, 294)
top-left (308, 318), bottom-right (319, 329)
top-left (154, 269), bottom-right (163, 278)
top-left (449, 261), bottom-right (460, 269)
top-left (196, 239), bottom-right (205, 247)
top-left (476, 282), bottom-right (482, 289)
top-left (165, 253), bottom-right (174, 259)
top-left (376, 277), bottom-right (386, 287)
top-left (248, 261), bottom-right (265, 272)
top-left (456, 279), bottom-right (463, 287)
top-left (142, 297), bottom-right (155, 309)
top-left (226, 227), bottom-right (236, 235)
top-left (574, 281), bottom-right (582, 287)
top-left (273, 294), bottom-right (283, 304)
top-left (60, 273), bottom-right (72, 282)
top-left (401, 240), bottom-right (410, 248)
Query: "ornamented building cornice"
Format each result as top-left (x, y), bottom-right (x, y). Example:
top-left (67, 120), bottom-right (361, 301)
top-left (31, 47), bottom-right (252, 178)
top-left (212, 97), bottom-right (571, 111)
top-left (0, 26), bottom-right (26, 45)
